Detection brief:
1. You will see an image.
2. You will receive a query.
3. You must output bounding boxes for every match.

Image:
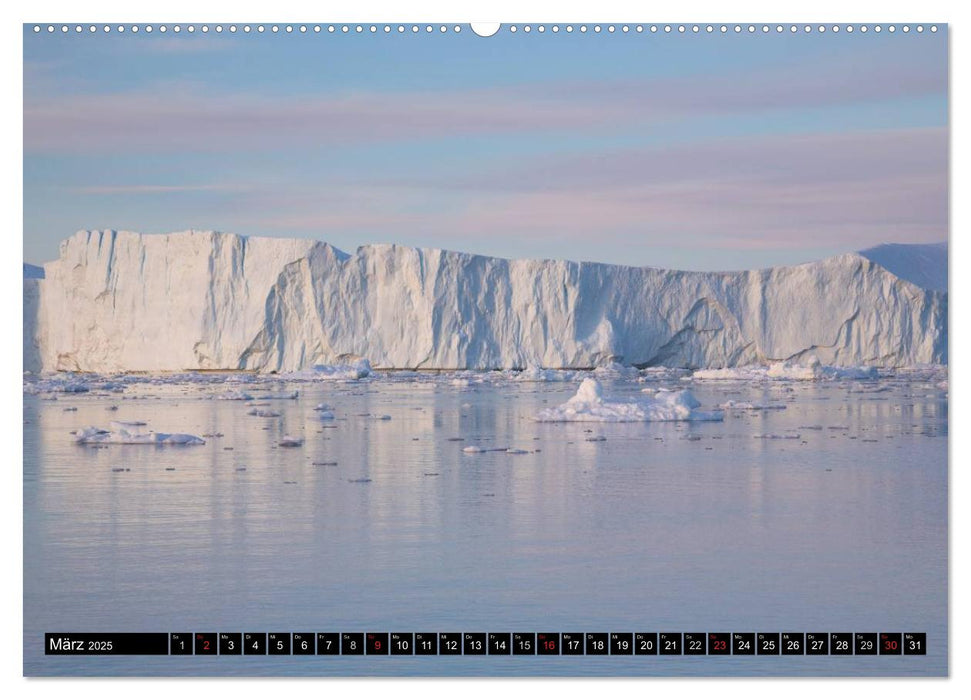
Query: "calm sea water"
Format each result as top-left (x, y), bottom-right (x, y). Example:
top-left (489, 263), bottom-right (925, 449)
top-left (23, 373), bottom-right (948, 676)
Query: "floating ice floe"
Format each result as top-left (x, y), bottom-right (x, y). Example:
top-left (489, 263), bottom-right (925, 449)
top-left (692, 356), bottom-right (880, 382)
top-left (74, 425), bottom-right (205, 445)
top-left (690, 367), bottom-right (764, 381)
top-left (313, 403), bottom-right (336, 419)
top-left (283, 359), bottom-right (372, 381)
top-left (254, 391), bottom-right (299, 400)
top-left (534, 378), bottom-right (723, 423)
top-left (515, 367), bottom-right (580, 382)
top-left (717, 400), bottom-right (787, 410)
top-left (23, 377), bottom-right (91, 394)
top-left (212, 390), bottom-right (254, 401)
top-left (825, 366), bottom-right (880, 380)
top-left (462, 446), bottom-right (511, 454)
top-left (247, 409), bottom-right (282, 417)
top-left (440, 370), bottom-right (488, 387)
top-left (278, 436), bottom-right (304, 447)
top-left (637, 367), bottom-right (692, 382)
top-left (592, 362), bottom-right (640, 379)
top-left (766, 358), bottom-right (824, 380)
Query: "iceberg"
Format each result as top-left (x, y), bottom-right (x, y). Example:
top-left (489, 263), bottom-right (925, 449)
top-left (74, 425), bottom-right (205, 445)
top-left (535, 378), bottom-right (723, 422)
top-left (24, 230), bottom-right (947, 373)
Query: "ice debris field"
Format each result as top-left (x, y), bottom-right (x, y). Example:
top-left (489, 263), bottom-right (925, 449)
top-left (24, 357), bottom-right (947, 458)
top-left (22, 233), bottom-right (947, 467)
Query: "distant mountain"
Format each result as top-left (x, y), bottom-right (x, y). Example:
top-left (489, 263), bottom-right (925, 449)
top-left (858, 242), bottom-right (947, 292)
top-left (23, 263), bottom-right (44, 279)
top-left (22, 230), bottom-right (947, 372)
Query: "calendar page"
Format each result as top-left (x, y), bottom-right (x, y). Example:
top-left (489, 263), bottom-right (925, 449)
top-left (22, 20), bottom-right (948, 677)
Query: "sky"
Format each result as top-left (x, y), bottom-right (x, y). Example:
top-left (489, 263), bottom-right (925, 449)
top-left (23, 23), bottom-right (948, 270)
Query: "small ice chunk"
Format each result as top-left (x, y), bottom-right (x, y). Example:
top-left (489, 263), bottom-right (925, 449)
top-left (767, 356), bottom-right (823, 380)
top-left (692, 366), bottom-right (765, 381)
top-left (717, 400), bottom-right (787, 410)
top-left (59, 382), bottom-right (90, 393)
top-left (255, 391), bottom-right (299, 400)
top-left (284, 358), bottom-right (372, 381)
top-left (278, 436), bottom-right (304, 447)
top-left (535, 379), bottom-right (723, 423)
top-left (213, 390), bottom-right (254, 401)
top-left (247, 409), bottom-right (282, 417)
top-left (827, 366), bottom-right (879, 380)
top-left (463, 446), bottom-right (485, 453)
top-left (515, 367), bottom-right (578, 382)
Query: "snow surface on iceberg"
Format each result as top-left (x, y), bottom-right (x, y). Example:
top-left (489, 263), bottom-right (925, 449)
top-left (535, 378), bottom-right (723, 422)
top-left (24, 230), bottom-right (947, 373)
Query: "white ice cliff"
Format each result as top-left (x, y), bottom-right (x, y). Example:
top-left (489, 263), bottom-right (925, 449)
top-left (23, 230), bottom-right (947, 373)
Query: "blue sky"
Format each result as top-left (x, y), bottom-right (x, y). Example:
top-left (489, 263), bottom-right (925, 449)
top-left (23, 24), bottom-right (947, 269)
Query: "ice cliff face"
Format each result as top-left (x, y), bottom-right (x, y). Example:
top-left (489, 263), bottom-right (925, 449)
top-left (23, 230), bottom-right (947, 373)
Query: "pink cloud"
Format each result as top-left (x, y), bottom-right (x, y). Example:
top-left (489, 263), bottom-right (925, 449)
top-left (24, 43), bottom-right (945, 154)
top-left (198, 127), bottom-right (945, 256)
top-left (72, 183), bottom-right (249, 194)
